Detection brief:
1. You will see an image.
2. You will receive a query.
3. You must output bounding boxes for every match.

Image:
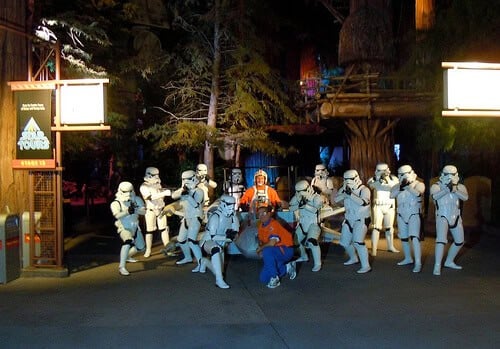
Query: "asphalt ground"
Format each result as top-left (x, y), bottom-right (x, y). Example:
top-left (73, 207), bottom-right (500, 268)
top-left (0, 204), bottom-right (499, 349)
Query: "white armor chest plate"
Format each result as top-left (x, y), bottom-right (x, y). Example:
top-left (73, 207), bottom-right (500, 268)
top-left (181, 190), bottom-right (204, 219)
top-left (141, 182), bottom-right (165, 210)
top-left (370, 176), bottom-right (397, 206)
top-left (299, 198), bottom-right (321, 228)
top-left (396, 190), bottom-right (421, 221)
top-left (435, 192), bottom-right (460, 223)
top-left (344, 188), bottom-right (370, 221)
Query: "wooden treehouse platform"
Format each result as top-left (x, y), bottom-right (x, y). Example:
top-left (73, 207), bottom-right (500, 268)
top-left (299, 72), bottom-right (438, 121)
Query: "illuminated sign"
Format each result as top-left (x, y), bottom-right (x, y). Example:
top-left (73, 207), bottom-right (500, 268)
top-left (60, 84), bottom-right (107, 124)
top-left (15, 90), bottom-right (53, 161)
top-left (442, 62), bottom-right (500, 117)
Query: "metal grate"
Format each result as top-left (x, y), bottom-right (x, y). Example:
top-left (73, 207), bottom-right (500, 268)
top-left (30, 171), bottom-right (58, 267)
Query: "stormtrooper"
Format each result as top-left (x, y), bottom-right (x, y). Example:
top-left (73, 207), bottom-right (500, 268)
top-left (367, 163), bottom-right (400, 256)
top-left (222, 168), bottom-right (246, 211)
top-left (196, 164), bottom-right (217, 207)
top-left (239, 169), bottom-right (281, 214)
top-left (139, 167), bottom-right (171, 258)
top-left (171, 170), bottom-right (205, 271)
top-left (390, 165), bottom-right (425, 273)
top-left (110, 181), bottom-right (147, 276)
top-left (289, 180), bottom-right (324, 272)
top-left (334, 170), bottom-right (372, 274)
top-left (197, 195), bottom-right (240, 289)
top-left (310, 164), bottom-right (336, 205)
top-left (430, 165), bottom-right (469, 276)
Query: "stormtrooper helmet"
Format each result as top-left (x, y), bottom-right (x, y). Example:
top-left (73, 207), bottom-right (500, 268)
top-left (439, 165), bottom-right (459, 185)
top-left (181, 170), bottom-right (199, 190)
top-left (295, 180), bottom-right (314, 200)
top-left (144, 167), bottom-right (161, 184)
top-left (343, 169), bottom-right (362, 190)
top-left (397, 165), bottom-right (417, 183)
top-left (314, 164), bottom-right (328, 179)
top-left (375, 163), bottom-right (390, 180)
top-left (254, 169), bottom-right (268, 185)
top-left (196, 164), bottom-right (208, 179)
top-left (230, 168), bottom-right (243, 184)
top-left (116, 181), bottom-right (135, 201)
top-left (219, 194), bottom-right (236, 217)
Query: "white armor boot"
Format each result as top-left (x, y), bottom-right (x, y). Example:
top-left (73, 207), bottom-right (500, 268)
top-left (355, 243), bottom-right (371, 273)
top-left (190, 241), bottom-right (203, 273)
top-left (412, 237), bottom-right (422, 273)
top-left (385, 228), bottom-right (399, 253)
top-left (176, 242), bottom-right (193, 265)
top-left (343, 244), bottom-right (359, 265)
top-left (444, 242), bottom-right (463, 270)
top-left (433, 243), bottom-right (445, 275)
top-left (397, 239), bottom-right (414, 266)
top-left (144, 233), bottom-right (153, 258)
top-left (202, 254), bottom-right (230, 289)
top-left (119, 244), bottom-right (131, 276)
top-left (161, 228), bottom-right (170, 249)
top-left (127, 246), bottom-right (138, 263)
top-left (310, 245), bottom-right (322, 272)
top-left (371, 229), bottom-right (380, 256)
top-left (296, 245), bottom-right (309, 262)
top-left (188, 241), bottom-right (202, 273)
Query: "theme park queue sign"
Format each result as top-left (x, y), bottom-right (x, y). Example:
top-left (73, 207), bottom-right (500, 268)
top-left (12, 89), bottom-right (54, 169)
top-left (9, 79), bottom-right (110, 169)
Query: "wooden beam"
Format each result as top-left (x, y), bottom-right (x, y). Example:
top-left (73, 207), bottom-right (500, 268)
top-left (320, 100), bottom-right (435, 118)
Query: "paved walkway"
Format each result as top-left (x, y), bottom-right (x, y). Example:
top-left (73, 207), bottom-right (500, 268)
top-left (1, 217), bottom-right (499, 349)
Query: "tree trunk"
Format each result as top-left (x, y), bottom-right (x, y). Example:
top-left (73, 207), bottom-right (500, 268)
top-left (204, 0), bottom-right (222, 180)
top-left (344, 118), bottom-right (398, 182)
top-left (0, 0), bottom-right (30, 213)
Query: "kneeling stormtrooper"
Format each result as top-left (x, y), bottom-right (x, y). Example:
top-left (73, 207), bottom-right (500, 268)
top-left (289, 180), bottom-right (324, 272)
top-left (334, 170), bottom-right (372, 274)
top-left (430, 165), bottom-right (468, 276)
top-left (197, 195), bottom-right (240, 289)
top-left (110, 181), bottom-right (147, 276)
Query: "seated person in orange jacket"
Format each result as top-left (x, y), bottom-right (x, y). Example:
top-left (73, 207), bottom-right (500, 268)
top-left (239, 169), bottom-right (281, 212)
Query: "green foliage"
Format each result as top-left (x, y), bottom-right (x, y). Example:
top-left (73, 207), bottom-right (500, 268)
top-left (140, 0), bottom-right (299, 161)
top-left (410, 0), bottom-right (500, 161)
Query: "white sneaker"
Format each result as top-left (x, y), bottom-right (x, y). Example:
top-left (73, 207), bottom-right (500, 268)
top-left (295, 255), bottom-right (309, 263)
top-left (387, 247), bottom-right (400, 253)
top-left (287, 261), bottom-right (297, 280)
top-left (433, 264), bottom-right (441, 276)
top-left (119, 267), bottom-right (130, 276)
top-left (126, 258), bottom-right (138, 263)
top-left (143, 250), bottom-right (151, 258)
top-left (413, 263), bottom-right (422, 273)
top-left (267, 276), bottom-right (280, 289)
